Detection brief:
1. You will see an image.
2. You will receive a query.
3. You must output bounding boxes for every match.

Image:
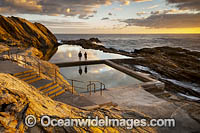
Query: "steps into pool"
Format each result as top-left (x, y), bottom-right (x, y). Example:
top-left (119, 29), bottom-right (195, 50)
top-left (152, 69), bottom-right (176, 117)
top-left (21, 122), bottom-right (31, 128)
top-left (13, 69), bottom-right (66, 98)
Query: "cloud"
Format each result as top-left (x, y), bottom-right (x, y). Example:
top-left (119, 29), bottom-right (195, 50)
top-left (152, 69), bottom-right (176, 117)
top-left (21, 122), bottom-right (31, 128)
top-left (167, 0), bottom-right (200, 11)
top-left (147, 5), bottom-right (159, 9)
top-left (132, 0), bottom-right (152, 2)
top-left (42, 22), bottom-right (88, 29)
top-left (113, 8), bottom-right (123, 11)
top-left (121, 13), bottom-right (200, 28)
top-left (0, 0), bottom-right (153, 18)
top-left (120, 0), bottom-right (151, 6)
top-left (101, 17), bottom-right (110, 20)
top-left (150, 9), bottom-right (183, 15)
top-left (120, 0), bottom-right (130, 5)
top-left (81, 15), bottom-right (94, 20)
top-left (150, 8), bottom-right (197, 16)
top-left (66, 8), bottom-right (71, 13)
top-left (120, 0), bottom-right (152, 5)
top-left (0, 0), bottom-right (42, 14)
top-left (0, 0), bottom-right (110, 18)
top-left (121, 0), bottom-right (200, 29)
top-left (136, 11), bottom-right (148, 16)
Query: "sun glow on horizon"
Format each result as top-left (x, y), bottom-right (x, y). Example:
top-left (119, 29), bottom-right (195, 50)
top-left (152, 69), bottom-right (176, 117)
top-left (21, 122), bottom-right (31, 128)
top-left (111, 27), bottom-right (200, 34)
top-left (7, 0), bottom-right (199, 34)
top-left (50, 25), bottom-right (200, 34)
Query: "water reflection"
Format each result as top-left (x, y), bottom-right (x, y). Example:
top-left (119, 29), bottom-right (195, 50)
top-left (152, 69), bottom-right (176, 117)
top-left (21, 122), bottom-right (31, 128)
top-left (50, 45), bottom-right (131, 63)
top-left (84, 66), bottom-right (88, 74)
top-left (50, 45), bottom-right (137, 93)
top-left (78, 66), bottom-right (88, 75)
top-left (60, 64), bottom-right (142, 93)
top-left (78, 66), bottom-right (83, 75)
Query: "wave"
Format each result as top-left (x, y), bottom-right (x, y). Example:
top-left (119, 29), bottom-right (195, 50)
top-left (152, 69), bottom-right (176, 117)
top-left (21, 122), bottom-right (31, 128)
top-left (56, 34), bottom-right (200, 52)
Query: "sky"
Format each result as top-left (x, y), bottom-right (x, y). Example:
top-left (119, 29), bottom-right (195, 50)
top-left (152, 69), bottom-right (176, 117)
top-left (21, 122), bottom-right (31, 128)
top-left (0, 0), bottom-right (200, 34)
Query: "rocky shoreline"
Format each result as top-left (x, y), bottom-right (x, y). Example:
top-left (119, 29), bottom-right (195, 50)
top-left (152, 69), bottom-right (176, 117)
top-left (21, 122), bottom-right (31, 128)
top-left (1, 15), bottom-right (200, 132)
top-left (0, 15), bottom-right (58, 60)
top-left (60, 38), bottom-right (200, 124)
top-left (0, 16), bottom-right (159, 132)
top-left (61, 38), bottom-right (200, 101)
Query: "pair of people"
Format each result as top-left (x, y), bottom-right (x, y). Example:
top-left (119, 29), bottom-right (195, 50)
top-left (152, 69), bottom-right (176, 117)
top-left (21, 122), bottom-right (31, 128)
top-left (78, 51), bottom-right (87, 60)
top-left (78, 66), bottom-right (87, 75)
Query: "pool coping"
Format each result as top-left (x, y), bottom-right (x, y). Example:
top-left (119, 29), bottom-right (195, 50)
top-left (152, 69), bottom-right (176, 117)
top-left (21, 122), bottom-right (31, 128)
top-left (55, 59), bottom-right (165, 91)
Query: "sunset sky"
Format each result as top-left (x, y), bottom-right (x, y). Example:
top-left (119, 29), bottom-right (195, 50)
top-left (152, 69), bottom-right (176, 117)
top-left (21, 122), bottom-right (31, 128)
top-left (0, 0), bottom-right (200, 34)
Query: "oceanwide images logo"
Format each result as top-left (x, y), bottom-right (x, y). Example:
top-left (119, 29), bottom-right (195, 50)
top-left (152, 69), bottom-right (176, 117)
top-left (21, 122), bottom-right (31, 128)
top-left (24, 115), bottom-right (37, 128)
top-left (24, 115), bottom-right (176, 129)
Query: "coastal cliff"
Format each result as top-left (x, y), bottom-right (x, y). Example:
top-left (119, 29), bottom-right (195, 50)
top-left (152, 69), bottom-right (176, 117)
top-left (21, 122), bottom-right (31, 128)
top-left (0, 15), bottom-right (199, 132)
top-left (0, 15), bottom-right (157, 132)
top-left (1, 73), bottom-right (156, 132)
top-left (0, 15), bottom-right (57, 60)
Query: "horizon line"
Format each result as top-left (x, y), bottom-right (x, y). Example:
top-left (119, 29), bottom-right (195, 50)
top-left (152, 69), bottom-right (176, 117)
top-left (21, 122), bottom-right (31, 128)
top-left (54, 33), bottom-right (200, 35)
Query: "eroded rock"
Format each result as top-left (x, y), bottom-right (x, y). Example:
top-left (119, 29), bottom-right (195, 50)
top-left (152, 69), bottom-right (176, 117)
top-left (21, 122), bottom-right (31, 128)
top-left (0, 73), bottom-right (155, 132)
top-left (0, 15), bottom-right (58, 60)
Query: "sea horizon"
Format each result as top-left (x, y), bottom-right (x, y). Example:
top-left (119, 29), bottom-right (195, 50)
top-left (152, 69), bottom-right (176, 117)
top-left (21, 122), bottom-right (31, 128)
top-left (1, 0), bottom-right (200, 131)
top-left (55, 34), bottom-right (200, 52)
top-left (55, 33), bottom-right (200, 35)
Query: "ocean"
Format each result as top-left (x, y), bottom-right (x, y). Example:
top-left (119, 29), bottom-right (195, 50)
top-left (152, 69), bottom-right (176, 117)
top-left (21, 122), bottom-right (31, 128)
top-left (55, 34), bottom-right (200, 52)
top-left (54, 34), bottom-right (200, 100)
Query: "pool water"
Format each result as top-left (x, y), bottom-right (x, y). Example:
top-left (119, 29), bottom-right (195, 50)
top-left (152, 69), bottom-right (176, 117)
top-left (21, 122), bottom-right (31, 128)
top-left (50, 45), bottom-right (131, 63)
top-left (60, 64), bottom-right (143, 93)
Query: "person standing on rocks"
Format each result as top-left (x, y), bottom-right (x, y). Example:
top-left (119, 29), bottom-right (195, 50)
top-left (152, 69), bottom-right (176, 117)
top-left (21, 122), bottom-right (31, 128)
top-left (78, 51), bottom-right (82, 61)
top-left (84, 52), bottom-right (87, 60)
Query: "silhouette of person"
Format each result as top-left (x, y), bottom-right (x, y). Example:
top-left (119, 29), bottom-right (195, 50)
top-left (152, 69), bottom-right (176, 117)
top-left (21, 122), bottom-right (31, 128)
top-left (84, 52), bottom-right (87, 60)
top-left (78, 51), bottom-right (82, 61)
top-left (79, 66), bottom-right (82, 75)
top-left (84, 66), bottom-right (88, 74)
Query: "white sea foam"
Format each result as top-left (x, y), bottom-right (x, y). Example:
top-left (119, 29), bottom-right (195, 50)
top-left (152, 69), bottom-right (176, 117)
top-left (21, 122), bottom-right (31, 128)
top-left (134, 65), bottom-right (200, 94)
top-left (55, 34), bottom-right (200, 52)
top-left (178, 93), bottom-right (200, 101)
top-left (92, 42), bottom-right (104, 46)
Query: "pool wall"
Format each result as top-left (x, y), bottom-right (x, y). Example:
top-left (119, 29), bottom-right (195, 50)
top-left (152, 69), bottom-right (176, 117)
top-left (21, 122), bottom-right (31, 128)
top-left (104, 60), bottom-right (165, 91)
top-left (55, 59), bottom-right (165, 91)
top-left (105, 60), bottom-right (152, 82)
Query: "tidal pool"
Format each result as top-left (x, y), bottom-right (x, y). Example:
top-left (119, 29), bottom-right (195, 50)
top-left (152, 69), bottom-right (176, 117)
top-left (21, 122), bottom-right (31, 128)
top-left (50, 45), bottom-right (131, 63)
top-left (60, 64), bottom-right (143, 93)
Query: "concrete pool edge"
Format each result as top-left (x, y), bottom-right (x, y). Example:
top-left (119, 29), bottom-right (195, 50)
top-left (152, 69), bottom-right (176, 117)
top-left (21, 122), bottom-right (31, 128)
top-left (104, 60), bottom-right (165, 91)
top-left (55, 59), bottom-right (165, 91)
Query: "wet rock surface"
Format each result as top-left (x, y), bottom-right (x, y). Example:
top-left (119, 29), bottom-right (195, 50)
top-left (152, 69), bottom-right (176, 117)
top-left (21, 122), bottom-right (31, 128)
top-left (1, 15), bottom-right (200, 132)
top-left (60, 38), bottom-right (200, 126)
top-left (0, 46), bottom-right (157, 132)
top-left (117, 47), bottom-right (200, 98)
top-left (62, 38), bottom-right (200, 100)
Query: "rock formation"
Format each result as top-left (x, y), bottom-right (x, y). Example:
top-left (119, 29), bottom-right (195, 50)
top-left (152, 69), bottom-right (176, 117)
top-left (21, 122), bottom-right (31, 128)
top-left (0, 73), bottom-right (156, 132)
top-left (0, 15), bottom-right (58, 60)
top-left (0, 15), bottom-right (156, 132)
top-left (0, 15), bottom-right (199, 132)
top-left (61, 39), bottom-right (200, 100)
